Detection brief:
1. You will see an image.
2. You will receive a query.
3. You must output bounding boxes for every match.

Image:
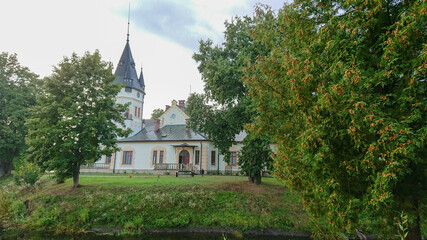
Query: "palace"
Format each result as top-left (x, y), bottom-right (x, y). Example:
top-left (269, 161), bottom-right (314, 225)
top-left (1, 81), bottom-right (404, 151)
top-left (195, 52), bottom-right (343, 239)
top-left (83, 30), bottom-right (243, 175)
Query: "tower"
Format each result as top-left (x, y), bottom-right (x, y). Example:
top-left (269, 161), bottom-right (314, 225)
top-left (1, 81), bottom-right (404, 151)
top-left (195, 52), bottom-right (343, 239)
top-left (113, 19), bottom-right (146, 137)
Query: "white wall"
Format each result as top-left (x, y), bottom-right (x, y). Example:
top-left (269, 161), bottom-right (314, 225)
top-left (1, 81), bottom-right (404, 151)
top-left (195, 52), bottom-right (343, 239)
top-left (98, 141), bottom-right (243, 172)
top-left (116, 88), bottom-right (145, 136)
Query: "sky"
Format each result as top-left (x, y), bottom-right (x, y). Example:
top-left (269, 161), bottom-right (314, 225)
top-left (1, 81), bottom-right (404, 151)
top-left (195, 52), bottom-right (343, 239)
top-left (0, 0), bottom-right (285, 118)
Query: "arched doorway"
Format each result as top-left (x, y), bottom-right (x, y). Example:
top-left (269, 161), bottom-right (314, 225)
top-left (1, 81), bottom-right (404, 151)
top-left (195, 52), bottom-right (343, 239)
top-left (179, 150), bottom-right (190, 165)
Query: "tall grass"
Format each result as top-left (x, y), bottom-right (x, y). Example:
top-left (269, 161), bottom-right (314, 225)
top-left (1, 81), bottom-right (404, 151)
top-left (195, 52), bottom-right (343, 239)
top-left (0, 176), bottom-right (309, 234)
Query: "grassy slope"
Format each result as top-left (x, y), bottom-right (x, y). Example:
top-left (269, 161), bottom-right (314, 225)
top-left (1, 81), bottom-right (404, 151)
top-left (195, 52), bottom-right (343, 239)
top-left (0, 175), bottom-right (309, 234)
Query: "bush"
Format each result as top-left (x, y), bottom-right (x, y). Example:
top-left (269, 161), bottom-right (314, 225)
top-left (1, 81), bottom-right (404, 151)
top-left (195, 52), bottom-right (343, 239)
top-left (10, 200), bottom-right (26, 220)
top-left (14, 162), bottom-right (40, 186)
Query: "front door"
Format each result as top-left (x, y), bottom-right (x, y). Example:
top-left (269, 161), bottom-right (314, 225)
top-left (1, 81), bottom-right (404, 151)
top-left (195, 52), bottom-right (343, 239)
top-left (179, 150), bottom-right (190, 165)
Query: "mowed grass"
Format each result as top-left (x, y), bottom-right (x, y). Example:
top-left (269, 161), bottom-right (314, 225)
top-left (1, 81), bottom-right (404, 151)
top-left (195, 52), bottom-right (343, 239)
top-left (78, 175), bottom-right (256, 187)
top-left (0, 175), bottom-right (310, 235)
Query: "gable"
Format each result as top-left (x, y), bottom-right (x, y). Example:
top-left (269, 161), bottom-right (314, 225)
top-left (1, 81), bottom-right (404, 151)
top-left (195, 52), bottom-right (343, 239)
top-left (160, 100), bottom-right (189, 127)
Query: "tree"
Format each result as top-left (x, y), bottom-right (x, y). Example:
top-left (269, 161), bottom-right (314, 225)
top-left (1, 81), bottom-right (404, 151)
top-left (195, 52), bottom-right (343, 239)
top-left (246, 2), bottom-right (425, 238)
top-left (151, 108), bottom-right (164, 119)
top-left (0, 52), bottom-right (38, 177)
top-left (188, 15), bottom-right (272, 182)
top-left (27, 51), bottom-right (130, 188)
top-left (238, 133), bottom-right (273, 184)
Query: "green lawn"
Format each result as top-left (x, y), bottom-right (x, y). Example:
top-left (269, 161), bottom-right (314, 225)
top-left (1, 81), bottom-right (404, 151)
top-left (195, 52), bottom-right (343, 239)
top-left (78, 175), bottom-right (256, 187)
top-left (0, 175), bottom-right (310, 235)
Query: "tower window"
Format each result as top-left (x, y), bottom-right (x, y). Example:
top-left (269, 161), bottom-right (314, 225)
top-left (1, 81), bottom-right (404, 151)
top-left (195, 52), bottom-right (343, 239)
top-left (125, 87), bottom-right (132, 92)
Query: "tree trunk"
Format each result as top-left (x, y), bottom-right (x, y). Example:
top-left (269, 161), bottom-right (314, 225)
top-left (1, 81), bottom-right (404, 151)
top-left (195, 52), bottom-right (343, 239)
top-left (72, 169), bottom-right (80, 188)
top-left (0, 161), bottom-right (13, 177)
top-left (255, 175), bottom-right (261, 185)
top-left (0, 161), bottom-right (6, 178)
top-left (407, 199), bottom-right (421, 240)
top-left (248, 176), bottom-right (254, 183)
top-left (6, 161), bottom-right (13, 176)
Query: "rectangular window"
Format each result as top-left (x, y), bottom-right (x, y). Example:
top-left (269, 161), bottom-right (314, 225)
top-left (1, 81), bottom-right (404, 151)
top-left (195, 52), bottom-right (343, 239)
top-left (195, 150), bottom-right (200, 165)
top-left (230, 152), bottom-right (237, 165)
top-left (127, 108), bottom-right (132, 120)
top-left (138, 108), bottom-right (141, 119)
top-left (211, 151), bottom-right (216, 166)
top-left (123, 151), bottom-right (132, 165)
top-left (105, 156), bottom-right (111, 164)
top-left (159, 151), bottom-right (164, 163)
top-left (153, 151), bottom-right (157, 164)
top-left (135, 106), bottom-right (138, 117)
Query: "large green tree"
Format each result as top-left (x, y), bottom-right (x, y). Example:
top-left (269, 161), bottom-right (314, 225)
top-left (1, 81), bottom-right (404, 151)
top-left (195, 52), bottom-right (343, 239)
top-left (188, 15), bottom-right (272, 181)
top-left (27, 51), bottom-right (130, 188)
top-left (246, 1), bottom-right (426, 238)
top-left (0, 52), bottom-right (38, 177)
top-left (151, 108), bottom-right (165, 119)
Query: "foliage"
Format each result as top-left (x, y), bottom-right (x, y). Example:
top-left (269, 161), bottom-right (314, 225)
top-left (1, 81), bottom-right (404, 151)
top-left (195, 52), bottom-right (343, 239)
top-left (13, 161), bottom-right (40, 186)
top-left (238, 133), bottom-right (273, 183)
top-left (10, 200), bottom-right (26, 220)
top-left (0, 52), bottom-right (38, 177)
top-left (396, 212), bottom-right (409, 240)
top-left (245, 1), bottom-right (426, 238)
top-left (13, 152), bottom-right (40, 186)
top-left (151, 108), bottom-right (165, 119)
top-left (26, 51), bottom-right (130, 188)
top-left (188, 14), bottom-right (269, 168)
top-left (0, 176), bottom-right (309, 234)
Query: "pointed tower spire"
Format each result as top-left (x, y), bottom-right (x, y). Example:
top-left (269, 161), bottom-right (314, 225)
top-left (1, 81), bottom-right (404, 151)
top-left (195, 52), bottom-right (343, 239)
top-left (139, 66), bottom-right (145, 93)
top-left (127, 3), bottom-right (130, 42)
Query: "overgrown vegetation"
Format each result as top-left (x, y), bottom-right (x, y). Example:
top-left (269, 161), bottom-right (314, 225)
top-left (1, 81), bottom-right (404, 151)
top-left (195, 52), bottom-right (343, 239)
top-left (13, 153), bottom-right (40, 186)
top-left (244, 1), bottom-right (426, 239)
top-left (0, 176), bottom-right (309, 235)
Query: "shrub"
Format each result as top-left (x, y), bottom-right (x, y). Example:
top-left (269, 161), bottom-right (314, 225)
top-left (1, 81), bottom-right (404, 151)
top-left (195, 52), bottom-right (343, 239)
top-left (14, 162), bottom-right (40, 186)
top-left (10, 200), bottom-right (26, 220)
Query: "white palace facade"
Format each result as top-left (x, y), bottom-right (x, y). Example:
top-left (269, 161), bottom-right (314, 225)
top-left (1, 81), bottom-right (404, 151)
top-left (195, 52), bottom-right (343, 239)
top-left (83, 32), bottom-right (244, 175)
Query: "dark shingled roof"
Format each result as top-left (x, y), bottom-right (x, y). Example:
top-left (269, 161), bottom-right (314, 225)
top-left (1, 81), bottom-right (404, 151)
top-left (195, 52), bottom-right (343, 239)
top-left (118, 122), bottom-right (209, 142)
top-left (113, 41), bottom-right (145, 93)
top-left (138, 67), bottom-right (145, 93)
top-left (118, 119), bottom-right (247, 143)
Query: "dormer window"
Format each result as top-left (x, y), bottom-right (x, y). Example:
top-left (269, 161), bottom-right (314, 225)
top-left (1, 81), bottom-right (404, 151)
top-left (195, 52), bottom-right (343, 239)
top-left (125, 87), bottom-right (132, 92)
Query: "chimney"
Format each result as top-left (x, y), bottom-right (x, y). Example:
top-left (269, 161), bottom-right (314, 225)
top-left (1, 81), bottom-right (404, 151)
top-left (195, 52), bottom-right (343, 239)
top-left (165, 105), bottom-right (170, 111)
top-left (154, 119), bottom-right (160, 132)
top-left (178, 100), bottom-right (185, 108)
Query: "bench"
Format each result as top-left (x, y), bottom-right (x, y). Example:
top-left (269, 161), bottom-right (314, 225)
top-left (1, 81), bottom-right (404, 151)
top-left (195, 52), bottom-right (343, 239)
top-left (176, 171), bottom-right (194, 177)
